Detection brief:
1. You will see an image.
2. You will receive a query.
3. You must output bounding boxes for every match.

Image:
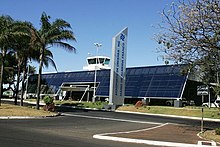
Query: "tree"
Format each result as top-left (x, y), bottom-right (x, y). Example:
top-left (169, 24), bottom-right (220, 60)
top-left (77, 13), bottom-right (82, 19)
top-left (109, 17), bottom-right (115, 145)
top-left (0, 15), bottom-right (26, 105)
top-left (11, 20), bottom-right (58, 106)
top-left (155, 0), bottom-right (220, 83)
top-left (12, 21), bottom-right (35, 105)
top-left (35, 12), bottom-right (76, 109)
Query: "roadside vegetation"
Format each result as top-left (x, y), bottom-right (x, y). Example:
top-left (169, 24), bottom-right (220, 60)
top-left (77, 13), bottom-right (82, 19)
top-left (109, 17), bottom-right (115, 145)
top-left (200, 130), bottom-right (220, 143)
top-left (117, 105), bottom-right (220, 119)
top-left (23, 99), bottom-right (220, 119)
top-left (55, 100), bottom-right (108, 109)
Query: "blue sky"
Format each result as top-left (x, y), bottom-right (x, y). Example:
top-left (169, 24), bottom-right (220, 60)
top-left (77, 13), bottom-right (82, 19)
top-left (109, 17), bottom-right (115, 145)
top-left (0, 0), bottom-right (175, 73)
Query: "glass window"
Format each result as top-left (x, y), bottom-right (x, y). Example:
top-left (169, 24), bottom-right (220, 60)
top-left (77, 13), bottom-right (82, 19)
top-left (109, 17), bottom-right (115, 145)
top-left (88, 59), bottom-right (96, 64)
top-left (104, 59), bottom-right (110, 65)
top-left (98, 58), bottom-right (104, 64)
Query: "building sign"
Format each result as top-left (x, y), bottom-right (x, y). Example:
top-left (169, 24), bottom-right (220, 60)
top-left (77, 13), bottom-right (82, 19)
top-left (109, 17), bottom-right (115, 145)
top-left (197, 85), bottom-right (209, 96)
top-left (109, 27), bottom-right (128, 105)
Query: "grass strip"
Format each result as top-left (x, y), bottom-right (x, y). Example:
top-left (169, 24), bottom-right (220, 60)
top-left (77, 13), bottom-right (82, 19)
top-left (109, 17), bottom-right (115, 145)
top-left (200, 130), bottom-right (220, 143)
top-left (0, 104), bottom-right (56, 117)
top-left (117, 105), bottom-right (220, 119)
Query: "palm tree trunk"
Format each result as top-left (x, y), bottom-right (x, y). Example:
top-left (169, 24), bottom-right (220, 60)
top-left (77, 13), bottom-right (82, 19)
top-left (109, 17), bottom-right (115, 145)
top-left (20, 59), bottom-right (27, 106)
top-left (36, 48), bottom-right (44, 110)
top-left (0, 64), bottom-right (3, 102)
top-left (0, 49), bottom-right (6, 106)
top-left (15, 63), bottom-right (21, 105)
top-left (0, 62), bottom-right (3, 106)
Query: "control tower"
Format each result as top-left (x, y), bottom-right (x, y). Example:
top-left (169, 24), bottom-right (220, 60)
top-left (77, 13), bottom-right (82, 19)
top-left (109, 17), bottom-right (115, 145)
top-left (83, 56), bottom-right (110, 71)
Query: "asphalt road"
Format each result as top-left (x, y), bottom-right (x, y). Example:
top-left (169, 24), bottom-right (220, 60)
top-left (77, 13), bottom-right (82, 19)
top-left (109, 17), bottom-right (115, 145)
top-left (0, 108), bottom-right (220, 147)
top-left (57, 107), bottom-right (220, 129)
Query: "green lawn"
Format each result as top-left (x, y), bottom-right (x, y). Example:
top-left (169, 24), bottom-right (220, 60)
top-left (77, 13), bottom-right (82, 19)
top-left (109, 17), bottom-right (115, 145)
top-left (55, 100), bottom-right (108, 109)
top-left (117, 105), bottom-right (220, 119)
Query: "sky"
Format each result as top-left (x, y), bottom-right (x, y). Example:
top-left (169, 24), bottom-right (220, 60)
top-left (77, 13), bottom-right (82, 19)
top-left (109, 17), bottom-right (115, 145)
top-left (0, 0), bottom-right (175, 73)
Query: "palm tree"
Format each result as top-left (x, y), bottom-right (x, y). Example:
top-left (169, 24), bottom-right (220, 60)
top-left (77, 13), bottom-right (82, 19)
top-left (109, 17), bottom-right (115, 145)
top-left (35, 12), bottom-right (76, 109)
top-left (11, 21), bottom-right (57, 106)
top-left (12, 21), bottom-right (39, 106)
top-left (0, 15), bottom-right (26, 105)
top-left (1, 20), bottom-right (36, 105)
top-left (14, 21), bottom-right (58, 106)
top-left (13, 28), bottom-right (30, 105)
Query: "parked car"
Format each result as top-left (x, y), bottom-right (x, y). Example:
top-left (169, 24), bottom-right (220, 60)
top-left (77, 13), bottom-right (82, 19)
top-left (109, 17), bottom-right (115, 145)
top-left (3, 90), bottom-right (13, 98)
top-left (202, 99), bottom-right (220, 108)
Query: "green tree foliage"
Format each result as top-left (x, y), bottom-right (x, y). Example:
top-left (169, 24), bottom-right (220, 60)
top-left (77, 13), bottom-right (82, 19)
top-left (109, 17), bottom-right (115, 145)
top-left (155, 0), bottom-right (220, 83)
top-left (35, 12), bottom-right (76, 110)
top-left (2, 51), bottom-right (17, 88)
top-left (43, 95), bottom-right (53, 105)
top-left (0, 13), bottom-right (76, 108)
top-left (0, 15), bottom-right (27, 104)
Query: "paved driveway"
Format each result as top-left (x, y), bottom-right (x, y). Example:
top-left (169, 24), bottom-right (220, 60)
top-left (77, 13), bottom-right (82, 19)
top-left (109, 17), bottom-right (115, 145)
top-left (0, 114), bottom-right (159, 147)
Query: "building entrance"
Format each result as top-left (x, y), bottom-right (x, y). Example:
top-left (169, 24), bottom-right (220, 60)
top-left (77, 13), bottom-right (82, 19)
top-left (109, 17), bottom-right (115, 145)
top-left (60, 82), bottom-right (98, 101)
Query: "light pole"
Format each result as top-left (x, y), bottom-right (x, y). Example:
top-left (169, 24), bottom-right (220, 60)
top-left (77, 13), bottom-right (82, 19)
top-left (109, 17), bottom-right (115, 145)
top-left (92, 43), bottom-right (102, 102)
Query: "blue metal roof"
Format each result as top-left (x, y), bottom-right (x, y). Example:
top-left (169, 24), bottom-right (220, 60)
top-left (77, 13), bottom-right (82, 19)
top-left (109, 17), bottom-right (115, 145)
top-left (29, 64), bottom-right (187, 99)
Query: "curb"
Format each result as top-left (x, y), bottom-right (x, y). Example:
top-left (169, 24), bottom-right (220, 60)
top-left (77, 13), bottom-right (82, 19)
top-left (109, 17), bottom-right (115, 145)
top-left (197, 132), bottom-right (219, 146)
top-left (0, 116), bottom-right (46, 119)
top-left (93, 135), bottom-right (214, 147)
top-left (0, 113), bottom-right (61, 120)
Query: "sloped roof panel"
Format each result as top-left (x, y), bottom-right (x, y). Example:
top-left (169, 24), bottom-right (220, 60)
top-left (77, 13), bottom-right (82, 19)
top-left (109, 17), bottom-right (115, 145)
top-left (29, 64), bottom-right (187, 99)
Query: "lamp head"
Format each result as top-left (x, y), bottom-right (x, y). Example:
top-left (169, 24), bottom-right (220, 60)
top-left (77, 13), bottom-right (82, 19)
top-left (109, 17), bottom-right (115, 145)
top-left (94, 43), bottom-right (102, 47)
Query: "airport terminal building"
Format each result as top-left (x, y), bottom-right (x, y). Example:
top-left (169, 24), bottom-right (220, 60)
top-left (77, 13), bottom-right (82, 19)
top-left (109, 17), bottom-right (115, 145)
top-left (27, 57), bottom-right (204, 106)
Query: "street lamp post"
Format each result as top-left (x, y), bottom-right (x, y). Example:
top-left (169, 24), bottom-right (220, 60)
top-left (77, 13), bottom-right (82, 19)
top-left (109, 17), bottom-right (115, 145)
top-left (92, 43), bottom-right (102, 102)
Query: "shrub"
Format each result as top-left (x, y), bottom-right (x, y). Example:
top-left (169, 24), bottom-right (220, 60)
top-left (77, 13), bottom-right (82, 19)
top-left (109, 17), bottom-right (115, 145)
top-left (135, 101), bottom-right (144, 107)
top-left (43, 95), bottom-right (54, 105)
top-left (215, 128), bottom-right (220, 135)
top-left (43, 96), bottom-right (55, 112)
top-left (95, 101), bottom-right (102, 105)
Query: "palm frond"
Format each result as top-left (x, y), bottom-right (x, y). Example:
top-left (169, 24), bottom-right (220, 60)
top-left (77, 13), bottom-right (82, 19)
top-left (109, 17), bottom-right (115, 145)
top-left (52, 19), bottom-right (72, 29)
top-left (43, 56), bottom-right (57, 71)
top-left (44, 49), bottom-right (53, 58)
top-left (51, 41), bottom-right (76, 53)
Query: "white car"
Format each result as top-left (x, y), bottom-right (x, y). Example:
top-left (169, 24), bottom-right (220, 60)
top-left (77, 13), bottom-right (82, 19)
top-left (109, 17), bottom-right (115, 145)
top-left (165, 98), bottom-right (192, 107)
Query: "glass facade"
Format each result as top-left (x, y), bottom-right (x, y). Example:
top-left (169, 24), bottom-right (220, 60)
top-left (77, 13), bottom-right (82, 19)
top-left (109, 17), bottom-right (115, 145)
top-left (28, 64), bottom-right (187, 99)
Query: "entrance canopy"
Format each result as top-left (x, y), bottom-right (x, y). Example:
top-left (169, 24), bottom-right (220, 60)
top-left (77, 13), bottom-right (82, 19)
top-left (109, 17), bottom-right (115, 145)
top-left (60, 82), bottom-right (95, 92)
